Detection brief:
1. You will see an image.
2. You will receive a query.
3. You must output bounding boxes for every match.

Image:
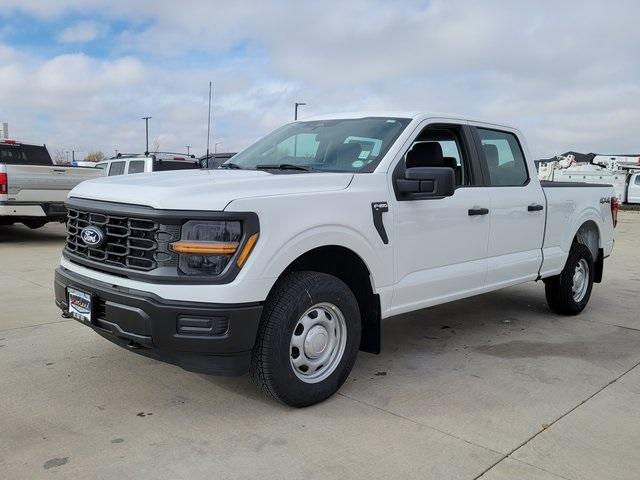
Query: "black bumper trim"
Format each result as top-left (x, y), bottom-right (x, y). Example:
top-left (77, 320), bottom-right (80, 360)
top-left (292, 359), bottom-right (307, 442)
top-left (55, 267), bottom-right (263, 376)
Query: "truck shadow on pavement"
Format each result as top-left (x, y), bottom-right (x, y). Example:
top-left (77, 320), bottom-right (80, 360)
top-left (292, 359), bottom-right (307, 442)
top-left (200, 283), bottom-right (640, 406)
top-left (0, 223), bottom-right (67, 244)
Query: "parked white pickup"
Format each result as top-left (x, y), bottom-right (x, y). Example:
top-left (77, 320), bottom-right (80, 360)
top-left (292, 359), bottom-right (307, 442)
top-left (55, 112), bottom-right (617, 406)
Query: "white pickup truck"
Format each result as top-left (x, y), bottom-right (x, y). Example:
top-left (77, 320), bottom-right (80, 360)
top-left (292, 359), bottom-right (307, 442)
top-left (54, 112), bottom-right (617, 407)
top-left (1, 140), bottom-right (103, 228)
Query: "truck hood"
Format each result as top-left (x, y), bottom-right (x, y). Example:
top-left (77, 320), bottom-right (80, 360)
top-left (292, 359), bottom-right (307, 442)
top-left (68, 169), bottom-right (354, 211)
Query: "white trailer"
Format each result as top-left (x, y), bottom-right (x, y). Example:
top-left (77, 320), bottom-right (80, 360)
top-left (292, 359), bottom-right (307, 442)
top-left (538, 154), bottom-right (640, 204)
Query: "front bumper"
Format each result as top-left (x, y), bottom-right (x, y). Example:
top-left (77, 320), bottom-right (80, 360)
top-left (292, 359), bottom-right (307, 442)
top-left (54, 267), bottom-right (262, 376)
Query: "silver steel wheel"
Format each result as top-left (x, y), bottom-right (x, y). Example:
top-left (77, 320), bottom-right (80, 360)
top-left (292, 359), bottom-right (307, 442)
top-left (289, 302), bottom-right (347, 383)
top-left (572, 258), bottom-right (589, 302)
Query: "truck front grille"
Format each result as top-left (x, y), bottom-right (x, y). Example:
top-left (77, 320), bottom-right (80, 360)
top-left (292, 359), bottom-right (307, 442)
top-left (65, 208), bottom-right (161, 271)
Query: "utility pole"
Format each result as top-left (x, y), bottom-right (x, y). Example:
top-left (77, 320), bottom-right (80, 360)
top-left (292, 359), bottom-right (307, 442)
top-left (294, 102), bottom-right (306, 121)
top-left (142, 116), bottom-right (152, 155)
top-left (185, 145), bottom-right (191, 156)
top-left (72, 150), bottom-right (75, 162)
top-left (206, 81), bottom-right (212, 159)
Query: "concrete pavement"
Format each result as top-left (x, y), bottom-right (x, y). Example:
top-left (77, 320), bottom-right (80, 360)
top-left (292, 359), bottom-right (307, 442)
top-left (1, 212), bottom-right (639, 479)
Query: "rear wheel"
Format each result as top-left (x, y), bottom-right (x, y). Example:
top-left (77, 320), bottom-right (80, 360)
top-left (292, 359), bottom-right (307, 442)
top-left (250, 271), bottom-right (361, 407)
top-left (544, 243), bottom-right (594, 315)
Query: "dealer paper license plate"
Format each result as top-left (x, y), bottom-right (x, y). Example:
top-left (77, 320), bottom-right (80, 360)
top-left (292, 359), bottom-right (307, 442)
top-left (68, 287), bottom-right (92, 323)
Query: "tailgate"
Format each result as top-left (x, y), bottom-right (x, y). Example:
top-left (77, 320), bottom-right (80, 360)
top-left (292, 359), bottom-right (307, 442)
top-left (5, 165), bottom-right (101, 203)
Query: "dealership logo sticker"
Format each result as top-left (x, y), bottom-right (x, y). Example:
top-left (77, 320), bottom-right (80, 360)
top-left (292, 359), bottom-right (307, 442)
top-left (80, 226), bottom-right (105, 248)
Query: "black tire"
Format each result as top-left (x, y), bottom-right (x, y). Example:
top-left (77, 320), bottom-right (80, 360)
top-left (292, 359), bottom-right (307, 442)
top-left (544, 243), bottom-right (594, 315)
top-left (250, 271), bottom-right (361, 407)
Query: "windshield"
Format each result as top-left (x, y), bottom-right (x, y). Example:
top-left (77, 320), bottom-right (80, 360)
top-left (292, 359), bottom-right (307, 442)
top-left (226, 117), bottom-right (411, 172)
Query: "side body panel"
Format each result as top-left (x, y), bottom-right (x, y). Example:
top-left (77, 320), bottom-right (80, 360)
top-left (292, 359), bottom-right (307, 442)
top-left (540, 185), bottom-right (615, 277)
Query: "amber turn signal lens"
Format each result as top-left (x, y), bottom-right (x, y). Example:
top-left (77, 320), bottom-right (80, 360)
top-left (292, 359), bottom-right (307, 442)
top-left (236, 233), bottom-right (259, 268)
top-left (169, 241), bottom-right (238, 255)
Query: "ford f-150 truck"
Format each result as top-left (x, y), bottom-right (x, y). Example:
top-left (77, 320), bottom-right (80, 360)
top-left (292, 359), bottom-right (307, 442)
top-left (1, 140), bottom-right (103, 228)
top-left (54, 112), bottom-right (617, 407)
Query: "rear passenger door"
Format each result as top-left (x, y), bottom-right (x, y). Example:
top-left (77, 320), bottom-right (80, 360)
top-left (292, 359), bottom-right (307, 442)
top-left (472, 127), bottom-right (545, 288)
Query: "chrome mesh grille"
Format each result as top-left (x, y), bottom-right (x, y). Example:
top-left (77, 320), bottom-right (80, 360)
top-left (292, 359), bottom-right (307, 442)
top-left (65, 208), bottom-right (160, 271)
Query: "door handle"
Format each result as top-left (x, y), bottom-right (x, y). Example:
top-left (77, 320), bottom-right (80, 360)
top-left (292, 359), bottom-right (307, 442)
top-left (468, 208), bottom-right (489, 216)
top-left (527, 204), bottom-right (544, 212)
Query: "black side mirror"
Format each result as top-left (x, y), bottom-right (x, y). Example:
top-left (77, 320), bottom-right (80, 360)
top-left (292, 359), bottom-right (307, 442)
top-left (396, 166), bottom-right (455, 199)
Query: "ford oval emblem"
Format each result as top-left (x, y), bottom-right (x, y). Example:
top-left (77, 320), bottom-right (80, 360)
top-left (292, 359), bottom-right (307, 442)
top-left (80, 226), bottom-right (105, 248)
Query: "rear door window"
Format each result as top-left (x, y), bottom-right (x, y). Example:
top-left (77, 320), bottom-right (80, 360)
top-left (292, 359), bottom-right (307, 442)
top-left (476, 128), bottom-right (528, 186)
top-left (108, 161), bottom-right (126, 176)
top-left (127, 160), bottom-right (146, 174)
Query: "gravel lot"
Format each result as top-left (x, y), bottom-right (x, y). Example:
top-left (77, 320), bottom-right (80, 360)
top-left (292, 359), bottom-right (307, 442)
top-left (1, 212), bottom-right (639, 479)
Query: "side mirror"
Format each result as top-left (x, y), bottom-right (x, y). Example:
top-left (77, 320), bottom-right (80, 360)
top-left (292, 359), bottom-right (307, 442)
top-left (396, 166), bottom-right (455, 199)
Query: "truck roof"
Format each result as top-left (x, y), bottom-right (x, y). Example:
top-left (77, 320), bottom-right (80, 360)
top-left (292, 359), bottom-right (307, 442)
top-left (301, 111), bottom-right (519, 130)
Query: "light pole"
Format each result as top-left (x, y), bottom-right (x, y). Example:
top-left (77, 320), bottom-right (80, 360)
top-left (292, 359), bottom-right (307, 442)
top-left (214, 141), bottom-right (222, 154)
top-left (294, 102), bottom-right (306, 121)
top-left (206, 81), bottom-right (212, 159)
top-left (185, 145), bottom-right (191, 156)
top-left (142, 116), bottom-right (152, 154)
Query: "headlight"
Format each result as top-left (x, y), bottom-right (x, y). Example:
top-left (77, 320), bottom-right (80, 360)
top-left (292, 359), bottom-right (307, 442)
top-left (170, 220), bottom-right (244, 275)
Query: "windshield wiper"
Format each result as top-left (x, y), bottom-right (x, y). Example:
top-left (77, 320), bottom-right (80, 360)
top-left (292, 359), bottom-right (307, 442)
top-left (219, 162), bottom-right (243, 170)
top-left (255, 163), bottom-right (314, 171)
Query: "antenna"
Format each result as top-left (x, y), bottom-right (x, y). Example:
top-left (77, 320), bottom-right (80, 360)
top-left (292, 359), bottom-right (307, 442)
top-left (206, 81), bottom-right (212, 159)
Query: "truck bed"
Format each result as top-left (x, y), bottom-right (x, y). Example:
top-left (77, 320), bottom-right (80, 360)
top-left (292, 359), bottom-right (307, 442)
top-left (540, 180), bottom-right (613, 188)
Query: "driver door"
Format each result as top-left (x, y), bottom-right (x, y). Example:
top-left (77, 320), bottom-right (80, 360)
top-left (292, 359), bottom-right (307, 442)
top-left (390, 122), bottom-right (491, 315)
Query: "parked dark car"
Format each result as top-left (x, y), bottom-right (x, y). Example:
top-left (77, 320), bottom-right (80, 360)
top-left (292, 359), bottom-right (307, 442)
top-left (200, 152), bottom-right (237, 169)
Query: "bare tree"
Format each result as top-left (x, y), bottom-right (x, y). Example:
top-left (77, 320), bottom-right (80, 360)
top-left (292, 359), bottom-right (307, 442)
top-left (52, 149), bottom-right (67, 165)
top-left (151, 137), bottom-right (161, 153)
top-left (84, 151), bottom-right (105, 162)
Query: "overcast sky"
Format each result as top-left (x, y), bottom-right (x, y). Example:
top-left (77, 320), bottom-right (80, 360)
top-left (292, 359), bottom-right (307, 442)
top-left (0, 0), bottom-right (639, 159)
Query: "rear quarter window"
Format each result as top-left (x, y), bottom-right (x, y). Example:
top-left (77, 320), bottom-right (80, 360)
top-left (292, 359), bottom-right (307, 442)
top-left (153, 160), bottom-right (199, 171)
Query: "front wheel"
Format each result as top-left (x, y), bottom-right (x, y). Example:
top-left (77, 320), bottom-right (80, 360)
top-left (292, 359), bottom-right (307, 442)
top-left (250, 271), bottom-right (361, 407)
top-left (544, 243), bottom-right (594, 315)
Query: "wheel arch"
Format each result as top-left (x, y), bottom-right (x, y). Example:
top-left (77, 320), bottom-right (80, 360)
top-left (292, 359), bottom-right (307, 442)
top-left (272, 244), bottom-right (382, 354)
top-left (572, 219), bottom-right (603, 282)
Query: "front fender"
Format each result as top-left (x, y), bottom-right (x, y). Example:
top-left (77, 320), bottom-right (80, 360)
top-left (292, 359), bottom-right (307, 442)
top-left (259, 224), bottom-right (389, 290)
